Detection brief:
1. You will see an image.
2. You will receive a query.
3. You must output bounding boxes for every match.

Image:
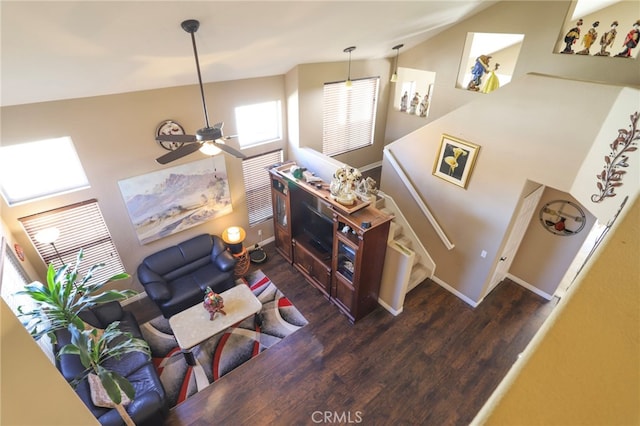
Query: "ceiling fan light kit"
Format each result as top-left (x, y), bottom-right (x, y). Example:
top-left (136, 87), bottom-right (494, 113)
top-left (154, 19), bottom-right (246, 164)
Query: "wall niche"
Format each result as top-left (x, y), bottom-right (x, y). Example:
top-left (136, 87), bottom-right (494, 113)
top-left (392, 67), bottom-right (436, 118)
top-left (456, 32), bottom-right (524, 93)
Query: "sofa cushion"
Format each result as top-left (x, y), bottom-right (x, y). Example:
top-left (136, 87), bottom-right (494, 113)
top-left (178, 234), bottom-right (214, 263)
top-left (138, 234), bottom-right (237, 319)
top-left (193, 263), bottom-right (235, 292)
top-left (163, 256), bottom-right (211, 282)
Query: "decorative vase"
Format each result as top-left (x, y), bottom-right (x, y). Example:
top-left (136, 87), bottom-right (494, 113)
top-left (203, 286), bottom-right (226, 320)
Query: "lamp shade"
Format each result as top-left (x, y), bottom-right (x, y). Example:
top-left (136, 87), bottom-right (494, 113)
top-left (34, 227), bottom-right (60, 244)
top-left (222, 226), bottom-right (246, 254)
top-left (226, 226), bottom-right (243, 243)
top-left (199, 141), bottom-right (222, 156)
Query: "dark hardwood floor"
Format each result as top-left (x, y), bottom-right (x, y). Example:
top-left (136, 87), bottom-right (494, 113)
top-left (128, 243), bottom-right (557, 426)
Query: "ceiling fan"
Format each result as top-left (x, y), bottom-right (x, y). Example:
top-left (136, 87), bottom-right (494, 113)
top-left (155, 19), bottom-right (245, 165)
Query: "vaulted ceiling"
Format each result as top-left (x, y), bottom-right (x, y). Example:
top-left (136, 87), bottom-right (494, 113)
top-left (0, 1), bottom-right (496, 107)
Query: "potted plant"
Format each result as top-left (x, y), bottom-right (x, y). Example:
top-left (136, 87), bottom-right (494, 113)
top-left (17, 249), bottom-right (136, 342)
top-left (59, 322), bottom-right (150, 426)
top-left (17, 250), bottom-right (150, 424)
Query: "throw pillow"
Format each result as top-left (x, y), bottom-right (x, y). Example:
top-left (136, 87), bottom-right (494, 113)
top-left (88, 373), bottom-right (131, 408)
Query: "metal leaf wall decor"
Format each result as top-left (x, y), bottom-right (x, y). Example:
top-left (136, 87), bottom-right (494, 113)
top-left (591, 111), bottom-right (639, 203)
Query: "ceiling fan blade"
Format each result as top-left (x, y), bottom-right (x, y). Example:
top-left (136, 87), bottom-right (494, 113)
top-left (215, 142), bottom-right (246, 159)
top-left (156, 134), bottom-right (198, 143)
top-left (155, 142), bottom-right (202, 164)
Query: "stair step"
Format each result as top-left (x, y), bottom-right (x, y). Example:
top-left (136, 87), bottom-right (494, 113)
top-left (408, 263), bottom-right (431, 290)
top-left (392, 221), bottom-right (403, 235)
top-left (396, 235), bottom-right (412, 249)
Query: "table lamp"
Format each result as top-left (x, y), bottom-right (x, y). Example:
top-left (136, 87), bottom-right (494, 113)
top-left (222, 226), bottom-right (246, 254)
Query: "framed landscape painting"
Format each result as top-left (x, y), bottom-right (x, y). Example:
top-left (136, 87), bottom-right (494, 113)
top-left (118, 157), bottom-right (232, 244)
top-left (433, 134), bottom-right (480, 189)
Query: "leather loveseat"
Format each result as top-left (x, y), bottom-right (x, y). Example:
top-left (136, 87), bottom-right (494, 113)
top-left (137, 234), bottom-right (237, 318)
top-left (54, 301), bottom-right (168, 426)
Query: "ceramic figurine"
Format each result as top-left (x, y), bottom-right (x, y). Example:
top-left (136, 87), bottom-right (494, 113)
top-left (561, 19), bottom-right (583, 54)
top-left (418, 93), bottom-right (430, 117)
top-left (356, 176), bottom-right (378, 202)
top-left (409, 92), bottom-right (420, 114)
top-left (203, 286), bottom-right (226, 320)
top-left (577, 21), bottom-right (599, 55)
top-left (330, 166), bottom-right (362, 206)
top-left (400, 91), bottom-right (408, 112)
top-left (480, 63), bottom-right (500, 94)
top-left (595, 21), bottom-right (618, 56)
top-left (467, 55), bottom-right (491, 91)
top-left (615, 20), bottom-right (640, 58)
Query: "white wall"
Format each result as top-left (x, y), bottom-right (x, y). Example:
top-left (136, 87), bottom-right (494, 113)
top-left (1, 76), bottom-right (286, 288)
top-left (382, 73), bottom-right (637, 302)
top-left (473, 195), bottom-right (639, 425)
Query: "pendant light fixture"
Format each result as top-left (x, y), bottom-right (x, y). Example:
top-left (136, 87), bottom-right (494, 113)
top-left (390, 43), bottom-right (404, 83)
top-left (343, 46), bottom-right (356, 88)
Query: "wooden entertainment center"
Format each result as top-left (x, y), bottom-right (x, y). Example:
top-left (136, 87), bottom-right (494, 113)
top-left (269, 163), bottom-right (392, 323)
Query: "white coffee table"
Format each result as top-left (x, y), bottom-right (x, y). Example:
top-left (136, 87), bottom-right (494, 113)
top-left (169, 284), bottom-right (262, 365)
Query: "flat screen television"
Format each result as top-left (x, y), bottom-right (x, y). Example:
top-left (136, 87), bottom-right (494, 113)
top-left (302, 201), bottom-right (334, 255)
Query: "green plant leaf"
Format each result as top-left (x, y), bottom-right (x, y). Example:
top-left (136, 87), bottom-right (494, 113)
top-left (111, 371), bottom-right (136, 400)
top-left (98, 370), bottom-right (123, 405)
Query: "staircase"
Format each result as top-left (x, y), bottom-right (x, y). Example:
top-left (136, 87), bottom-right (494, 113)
top-left (376, 190), bottom-right (435, 315)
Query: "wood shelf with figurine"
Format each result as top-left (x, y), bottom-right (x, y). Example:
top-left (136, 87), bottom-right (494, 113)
top-left (268, 162), bottom-right (392, 323)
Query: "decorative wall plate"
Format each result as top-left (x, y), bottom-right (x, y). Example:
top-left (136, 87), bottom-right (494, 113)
top-left (156, 120), bottom-right (185, 151)
top-left (539, 199), bottom-right (587, 236)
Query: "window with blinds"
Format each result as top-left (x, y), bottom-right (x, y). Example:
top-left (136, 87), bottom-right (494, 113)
top-left (1, 242), bottom-right (56, 364)
top-left (19, 199), bottom-right (126, 284)
top-left (322, 77), bottom-right (380, 156)
top-left (242, 150), bottom-right (284, 226)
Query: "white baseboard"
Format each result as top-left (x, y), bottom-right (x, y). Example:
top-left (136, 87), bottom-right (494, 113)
top-left (506, 273), bottom-right (554, 300)
top-left (250, 235), bottom-right (275, 250)
top-left (378, 297), bottom-right (403, 316)
top-left (121, 291), bottom-right (147, 306)
top-left (431, 275), bottom-right (479, 308)
top-left (360, 161), bottom-right (382, 172)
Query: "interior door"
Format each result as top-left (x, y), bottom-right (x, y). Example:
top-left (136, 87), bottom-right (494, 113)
top-left (488, 184), bottom-right (545, 291)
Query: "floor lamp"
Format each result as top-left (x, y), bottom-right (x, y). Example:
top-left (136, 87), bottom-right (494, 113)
top-left (34, 227), bottom-right (65, 265)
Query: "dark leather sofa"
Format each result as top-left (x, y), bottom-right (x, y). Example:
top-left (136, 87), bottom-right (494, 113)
top-left (137, 234), bottom-right (237, 318)
top-left (55, 301), bottom-right (168, 426)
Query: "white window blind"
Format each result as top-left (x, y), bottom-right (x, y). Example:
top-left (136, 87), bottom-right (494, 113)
top-left (19, 199), bottom-right (125, 284)
top-left (242, 150), bottom-right (284, 226)
top-left (322, 77), bottom-right (380, 156)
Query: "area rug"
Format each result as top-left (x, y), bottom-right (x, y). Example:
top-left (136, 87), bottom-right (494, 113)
top-left (140, 270), bottom-right (308, 407)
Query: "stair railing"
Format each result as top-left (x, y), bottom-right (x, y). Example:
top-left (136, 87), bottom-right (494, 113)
top-left (383, 147), bottom-right (455, 250)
